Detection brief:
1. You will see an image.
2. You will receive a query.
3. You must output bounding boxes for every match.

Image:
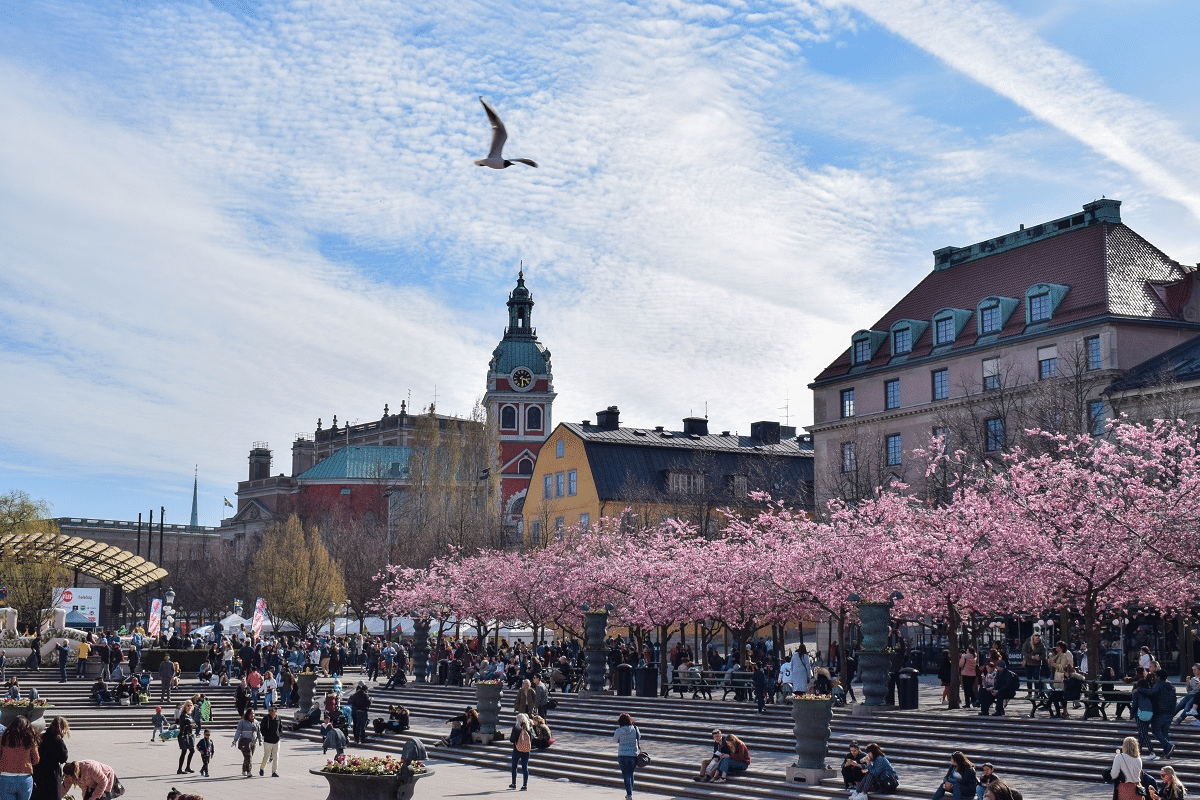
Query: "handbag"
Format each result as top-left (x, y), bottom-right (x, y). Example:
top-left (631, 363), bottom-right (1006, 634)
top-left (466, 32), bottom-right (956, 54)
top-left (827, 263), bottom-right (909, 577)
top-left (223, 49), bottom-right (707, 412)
top-left (1118, 782), bottom-right (1142, 800)
top-left (635, 751), bottom-right (652, 769)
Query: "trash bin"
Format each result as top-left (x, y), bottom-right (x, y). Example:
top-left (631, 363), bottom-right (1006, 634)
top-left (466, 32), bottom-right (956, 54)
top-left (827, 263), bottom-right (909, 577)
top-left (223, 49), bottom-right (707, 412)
top-left (615, 663), bottom-right (633, 696)
top-left (636, 666), bottom-right (658, 697)
top-left (897, 667), bottom-right (919, 709)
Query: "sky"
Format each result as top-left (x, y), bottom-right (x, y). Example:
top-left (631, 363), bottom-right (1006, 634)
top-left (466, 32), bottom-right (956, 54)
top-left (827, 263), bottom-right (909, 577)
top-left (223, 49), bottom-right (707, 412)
top-left (2, 0), bottom-right (1199, 528)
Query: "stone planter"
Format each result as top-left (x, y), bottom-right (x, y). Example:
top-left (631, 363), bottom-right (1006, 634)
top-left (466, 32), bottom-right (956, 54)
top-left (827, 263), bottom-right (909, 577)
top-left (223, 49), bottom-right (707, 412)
top-left (412, 620), bottom-right (431, 685)
top-left (791, 696), bottom-right (833, 768)
top-left (475, 683), bottom-right (502, 735)
top-left (0, 704), bottom-right (50, 732)
top-left (309, 767), bottom-right (433, 800)
top-left (583, 611), bottom-right (609, 693)
top-left (857, 651), bottom-right (891, 706)
top-left (295, 673), bottom-right (318, 713)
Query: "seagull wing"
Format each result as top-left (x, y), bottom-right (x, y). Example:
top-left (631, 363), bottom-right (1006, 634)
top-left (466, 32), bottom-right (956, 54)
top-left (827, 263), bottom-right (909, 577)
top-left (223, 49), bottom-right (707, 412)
top-left (509, 158), bottom-right (538, 168)
top-left (480, 96), bottom-right (508, 160)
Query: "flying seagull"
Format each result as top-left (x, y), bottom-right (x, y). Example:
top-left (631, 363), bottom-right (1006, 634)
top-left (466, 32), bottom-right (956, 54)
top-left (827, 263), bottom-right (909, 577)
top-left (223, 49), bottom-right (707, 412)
top-left (475, 96), bottom-right (538, 169)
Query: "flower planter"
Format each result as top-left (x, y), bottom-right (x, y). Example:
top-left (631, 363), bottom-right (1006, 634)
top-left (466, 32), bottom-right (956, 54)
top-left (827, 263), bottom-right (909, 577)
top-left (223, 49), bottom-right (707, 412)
top-left (0, 704), bottom-right (50, 732)
top-left (309, 767), bottom-right (433, 800)
top-left (857, 651), bottom-right (891, 706)
top-left (791, 697), bottom-right (833, 769)
top-left (475, 683), bottom-right (502, 735)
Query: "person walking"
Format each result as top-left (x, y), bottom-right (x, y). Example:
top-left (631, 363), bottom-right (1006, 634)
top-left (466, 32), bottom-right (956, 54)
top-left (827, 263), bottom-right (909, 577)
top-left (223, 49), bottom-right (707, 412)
top-left (1111, 736), bottom-right (1143, 800)
top-left (508, 712), bottom-right (532, 791)
top-left (159, 656), bottom-right (177, 703)
top-left (959, 648), bottom-right (978, 708)
top-left (197, 730), bottom-right (214, 777)
top-left (30, 717), bottom-right (68, 800)
top-left (0, 717), bottom-right (41, 800)
top-left (1138, 668), bottom-right (1178, 760)
top-left (231, 709), bottom-right (262, 777)
top-left (176, 701), bottom-right (196, 774)
top-left (349, 681), bottom-right (372, 745)
top-left (258, 706), bottom-right (281, 777)
top-left (613, 712), bottom-right (640, 800)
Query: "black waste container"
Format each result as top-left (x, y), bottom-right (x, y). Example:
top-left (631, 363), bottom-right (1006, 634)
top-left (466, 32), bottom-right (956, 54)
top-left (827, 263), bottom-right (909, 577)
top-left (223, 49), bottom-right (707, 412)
top-left (636, 666), bottom-right (658, 697)
top-left (897, 667), bottom-right (920, 709)
top-left (615, 663), bottom-right (634, 696)
top-left (437, 658), bottom-right (449, 685)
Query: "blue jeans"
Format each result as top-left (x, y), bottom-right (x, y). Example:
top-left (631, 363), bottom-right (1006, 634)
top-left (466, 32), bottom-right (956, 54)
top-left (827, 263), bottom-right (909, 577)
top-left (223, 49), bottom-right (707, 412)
top-left (717, 756), bottom-right (748, 777)
top-left (932, 775), bottom-right (965, 800)
top-left (618, 755), bottom-right (636, 795)
top-left (0, 773), bottom-right (32, 800)
top-left (1174, 692), bottom-right (1198, 720)
top-left (1151, 713), bottom-right (1173, 753)
top-left (511, 750), bottom-right (529, 787)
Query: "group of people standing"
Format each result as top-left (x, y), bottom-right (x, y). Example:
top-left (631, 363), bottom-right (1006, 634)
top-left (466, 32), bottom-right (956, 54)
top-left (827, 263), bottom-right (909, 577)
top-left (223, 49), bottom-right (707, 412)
top-left (0, 714), bottom-right (118, 800)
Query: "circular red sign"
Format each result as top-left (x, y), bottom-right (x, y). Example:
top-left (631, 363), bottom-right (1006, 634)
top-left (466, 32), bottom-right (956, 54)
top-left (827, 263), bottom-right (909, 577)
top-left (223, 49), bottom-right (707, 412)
top-left (61, 590), bottom-right (73, 603)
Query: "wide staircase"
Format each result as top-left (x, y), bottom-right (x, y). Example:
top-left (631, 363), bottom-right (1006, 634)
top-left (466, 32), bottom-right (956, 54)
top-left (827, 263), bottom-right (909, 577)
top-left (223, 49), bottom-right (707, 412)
top-left (16, 669), bottom-right (1184, 799)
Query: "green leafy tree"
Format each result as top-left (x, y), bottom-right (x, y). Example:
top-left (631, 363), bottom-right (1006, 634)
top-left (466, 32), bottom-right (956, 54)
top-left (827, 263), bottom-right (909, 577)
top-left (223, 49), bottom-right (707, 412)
top-left (0, 491), bottom-right (71, 633)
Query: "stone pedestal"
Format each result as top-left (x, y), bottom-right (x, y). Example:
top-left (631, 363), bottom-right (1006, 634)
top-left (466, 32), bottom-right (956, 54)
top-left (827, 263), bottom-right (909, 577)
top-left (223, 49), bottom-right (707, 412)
top-left (475, 682), bottom-right (502, 736)
top-left (857, 651), bottom-right (891, 707)
top-left (791, 697), bottom-right (833, 768)
top-left (412, 619), bottom-right (431, 685)
top-left (583, 611), bottom-right (609, 693)
top-left (785, 765), bottom-right (837, 785)
top-left (294, 672), bottom-right (318, 724)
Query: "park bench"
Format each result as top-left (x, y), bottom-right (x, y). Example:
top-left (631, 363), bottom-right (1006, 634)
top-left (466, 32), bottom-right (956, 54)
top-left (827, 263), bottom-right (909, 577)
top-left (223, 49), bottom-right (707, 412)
top-left (1020, 680), bottom-right (1131, 719)
top-left (668, 669), bottom-right (754, 701)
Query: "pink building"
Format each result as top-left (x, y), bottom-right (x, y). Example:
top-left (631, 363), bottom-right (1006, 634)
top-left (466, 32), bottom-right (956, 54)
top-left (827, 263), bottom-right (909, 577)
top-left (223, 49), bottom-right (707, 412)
top-left (808, 199), bottom-right (1200, 504)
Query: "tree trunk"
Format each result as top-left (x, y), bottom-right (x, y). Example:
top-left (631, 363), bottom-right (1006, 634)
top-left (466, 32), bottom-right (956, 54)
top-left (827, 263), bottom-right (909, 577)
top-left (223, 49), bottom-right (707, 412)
top-left (658, 624), bottom-right (670, 697)
top-left (947, 600), bottom-right (962, 710)
top-left (1084, 595), bottom-right (1100, 682)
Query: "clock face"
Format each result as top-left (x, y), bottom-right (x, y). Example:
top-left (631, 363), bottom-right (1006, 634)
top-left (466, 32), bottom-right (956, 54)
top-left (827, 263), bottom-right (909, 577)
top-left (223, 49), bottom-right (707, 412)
top-left (511, 368), bottom-right (534, 390)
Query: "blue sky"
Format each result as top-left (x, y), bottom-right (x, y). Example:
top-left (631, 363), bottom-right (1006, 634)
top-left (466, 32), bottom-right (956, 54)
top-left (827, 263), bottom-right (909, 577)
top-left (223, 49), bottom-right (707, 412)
top-left (2, 0), bottom-right (1199, 527)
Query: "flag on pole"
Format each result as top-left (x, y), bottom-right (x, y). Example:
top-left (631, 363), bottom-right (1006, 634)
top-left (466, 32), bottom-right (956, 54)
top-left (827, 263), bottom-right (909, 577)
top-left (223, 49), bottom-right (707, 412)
top-left (223, 497), bottom-right (234, 508)
top-left (252, 597), bottom-right (267, 637)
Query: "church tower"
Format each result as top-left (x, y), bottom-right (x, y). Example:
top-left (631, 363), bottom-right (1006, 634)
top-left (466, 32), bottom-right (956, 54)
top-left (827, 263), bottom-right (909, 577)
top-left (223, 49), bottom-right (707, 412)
top-left (483, 271), bottom-right (555, 542)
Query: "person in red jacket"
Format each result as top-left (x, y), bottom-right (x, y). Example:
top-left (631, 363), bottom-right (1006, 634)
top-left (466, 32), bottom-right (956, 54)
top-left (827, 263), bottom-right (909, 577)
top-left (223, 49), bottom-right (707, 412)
top-left (712, 733), bottom-right (750, 783)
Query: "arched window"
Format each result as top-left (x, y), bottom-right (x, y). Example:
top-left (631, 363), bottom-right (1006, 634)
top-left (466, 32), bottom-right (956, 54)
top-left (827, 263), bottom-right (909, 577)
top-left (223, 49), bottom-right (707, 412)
top-left (526, 406), bottom-right (542, 430)
top-left (518, 457), bottom-right (534, 475)
top-left (500, 405), bottom-right (517, 430)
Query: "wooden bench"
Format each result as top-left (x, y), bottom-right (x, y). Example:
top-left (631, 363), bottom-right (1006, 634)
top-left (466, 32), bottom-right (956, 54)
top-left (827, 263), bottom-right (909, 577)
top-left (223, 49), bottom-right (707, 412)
top-left (1020, 681), bottom-right (1131, 719)
top-left (668, 669), bottom-right (754, 701)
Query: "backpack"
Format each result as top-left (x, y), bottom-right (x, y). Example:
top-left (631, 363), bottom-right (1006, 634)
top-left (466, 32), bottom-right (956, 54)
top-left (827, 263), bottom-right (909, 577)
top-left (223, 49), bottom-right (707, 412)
top-left (516, 727), bottom-right (531, 753)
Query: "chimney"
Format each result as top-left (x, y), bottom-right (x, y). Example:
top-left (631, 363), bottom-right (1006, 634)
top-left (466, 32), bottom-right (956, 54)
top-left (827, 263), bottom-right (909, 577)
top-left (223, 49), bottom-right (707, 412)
top-left (595, 406), bottom-right (620, 431)
top-left (750, 421), bottom-right (780, 445)
top-left (682, 417), bottom-right (709, 436)
top-left (249, 443), bottom-right (272, 481)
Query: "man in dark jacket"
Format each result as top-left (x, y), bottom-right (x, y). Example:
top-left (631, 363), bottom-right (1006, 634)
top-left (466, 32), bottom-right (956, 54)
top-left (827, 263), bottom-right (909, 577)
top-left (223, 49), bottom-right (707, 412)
top-left (259, 705), bottom-right (282, 776)
top-left (1138, 669), bottom-right (1177, 759)
top-left (992, 661), bottom-right (1020, 716)
top-left (349, 681), bottom-right (372, 744)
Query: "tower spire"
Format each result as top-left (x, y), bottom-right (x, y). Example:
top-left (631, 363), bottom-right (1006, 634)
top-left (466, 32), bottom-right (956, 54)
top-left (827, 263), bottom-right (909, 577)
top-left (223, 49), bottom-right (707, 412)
top-left (190, 466), bottom-right (199, 528)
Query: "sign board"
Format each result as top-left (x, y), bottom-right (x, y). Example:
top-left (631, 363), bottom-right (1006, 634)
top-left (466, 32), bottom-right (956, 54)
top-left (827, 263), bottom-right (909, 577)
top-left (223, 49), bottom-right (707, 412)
top-left (53, 587), bottom-right (100, 625)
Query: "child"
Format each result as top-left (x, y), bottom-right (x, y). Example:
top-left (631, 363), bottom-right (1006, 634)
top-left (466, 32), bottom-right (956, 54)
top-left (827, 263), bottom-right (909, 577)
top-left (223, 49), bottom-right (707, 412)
top-left (152, 706), bottom-right (167, 743)
top-left (167, 788), bottom-right (203, 800)
top-left (976, 763), bottom-right (996, 800)
top-left (322, 721), bottom-right (348, 756)
top-left (197, 729), bottom-right (215, 777)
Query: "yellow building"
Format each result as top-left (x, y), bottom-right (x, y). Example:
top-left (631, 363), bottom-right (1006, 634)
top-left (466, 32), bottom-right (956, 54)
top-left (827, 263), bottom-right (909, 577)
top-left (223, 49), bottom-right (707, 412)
top-left (521, 406), bottom-right (813, 545)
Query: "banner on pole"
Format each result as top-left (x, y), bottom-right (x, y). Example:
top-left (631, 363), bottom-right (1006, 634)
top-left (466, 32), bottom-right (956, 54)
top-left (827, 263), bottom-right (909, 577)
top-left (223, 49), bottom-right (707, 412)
top-left (149, 598), bottom-right (162, 637)
top-left (252, 597), bottom-right (267, 637)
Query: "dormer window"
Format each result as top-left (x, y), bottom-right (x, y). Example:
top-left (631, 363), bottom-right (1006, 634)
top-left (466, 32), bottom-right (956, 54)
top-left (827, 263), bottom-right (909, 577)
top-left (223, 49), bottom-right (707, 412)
top-left (853, 339), bottom-right (872, 364)
top-left (931, 308), bottom-right (972, 346)
top-left (1024, 283), bottom-right (1069, 325)
top-left (976, 296), bottom-right (1019, 337)
top-left (851, 330), bottom-right (888, 365)
top-left (888, 320), bottom-right (928, 357)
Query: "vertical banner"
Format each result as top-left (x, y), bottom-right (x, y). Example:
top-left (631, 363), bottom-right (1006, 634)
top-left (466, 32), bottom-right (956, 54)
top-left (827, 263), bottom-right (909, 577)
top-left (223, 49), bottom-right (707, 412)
top-left (149, 598), bottom-right (162, 637)
top-left (252, 597), bottom-right (267, 637)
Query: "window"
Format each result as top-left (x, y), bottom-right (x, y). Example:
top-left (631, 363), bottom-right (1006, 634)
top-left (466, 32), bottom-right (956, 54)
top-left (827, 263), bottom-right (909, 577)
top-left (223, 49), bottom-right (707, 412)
top-left (1037, 345), bottom-right (1058, 379)
top-left (980, 304), bottom-right (1002, 334)
top-left (932, 369), bottom-right (949, 401)
top-left (531, 521), bottom-right (541, 546)
top-left (500, 406), bottom-right (517, 430)
top-left (934, 317), bottom-right (955, 345)
top-left (1089, 400), bottom-right (1106, 436)
top-left (555, 472), bottom-right (565, 498)
top-left (554, 517), bottom-right (564, 540)
top-left (840, 388), bottom-right (855, 419)
top-left (543, 475), bottom-right (553, 500)
top-left (932, 426), bottom-right (949, 454)
top-left (893, 327), bottom-right (911, 355)
top-left (886, 434), bottom-right (902, 466)
top-left (885, 379), bottom-right (900, 410)
top-left (853, 339), bottom-right (872, 364)
top-left (1086, 336), bottom-right (1102, 371)
top-left (567, 469), bottom-right (577, 496)
top-left (985, 417), bottom-right (1005, 452)
top-left (518, 457), bottom-right (534, 475)
top-left (526, 406), bottom-right (542, 430)
top-left (841, 442), bottom-right (857, 473)
top-left (669, 472), bottom-right (705, 494)
top-left (1029, 293), bottom-right (1052, 322)
top-left (578, 513), bottom-right (590, 531)
top-left (729, 474), bottom-right (749, 499)
top-left (340, 487), bottom-right (351, 495)
top-left (556, 439), bottom-right (564, 458)
top-left (983, 358), bottom-right (1000, 391)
